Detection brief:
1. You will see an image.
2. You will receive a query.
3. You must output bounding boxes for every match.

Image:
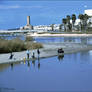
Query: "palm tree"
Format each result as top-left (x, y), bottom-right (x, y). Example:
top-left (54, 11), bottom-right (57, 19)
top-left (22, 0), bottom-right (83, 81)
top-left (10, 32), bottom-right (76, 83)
top-left (78, 14), bottom-right (84, 31)
top-left (59, 24), bottom-right (62, 31)
top-left (50, 24), bottom-right (54, 31)
top-left (83, 14), bottom-right (89, 32)
top-left (66, 15), bottom-right (72, 31)
top-left (67, 15), bottom-right (71, 24)
top-left (62, 18), bottom-right (67, 31)
top-left (71, 14), bottom-right (76, 31)
top-left (78, 14), bottom-right (89, 32)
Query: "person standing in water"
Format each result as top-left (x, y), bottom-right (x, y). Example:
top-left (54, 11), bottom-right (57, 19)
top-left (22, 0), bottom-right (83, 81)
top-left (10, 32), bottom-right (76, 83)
top-left (9, 52), bottom-right (14, 59)
top-left (26, 50), bottom-right (30, 59)
top-left (37, 49), bottom-right (40, 58)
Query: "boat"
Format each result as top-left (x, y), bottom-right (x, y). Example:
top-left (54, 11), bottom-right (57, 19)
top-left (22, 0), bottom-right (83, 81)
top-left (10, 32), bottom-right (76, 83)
top-left (57, 48), bottom-right (64, 56)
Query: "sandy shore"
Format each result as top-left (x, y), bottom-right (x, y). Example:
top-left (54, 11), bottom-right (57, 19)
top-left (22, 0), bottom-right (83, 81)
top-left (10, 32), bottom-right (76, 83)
top-left (0, 42), bottom-right (92, 64)
top-left (27, 33), bottom-right (92, 37)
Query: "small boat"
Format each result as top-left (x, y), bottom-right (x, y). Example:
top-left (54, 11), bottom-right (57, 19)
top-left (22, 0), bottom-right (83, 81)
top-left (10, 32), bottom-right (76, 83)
top-left (57, 48), bottom-right (64, 56)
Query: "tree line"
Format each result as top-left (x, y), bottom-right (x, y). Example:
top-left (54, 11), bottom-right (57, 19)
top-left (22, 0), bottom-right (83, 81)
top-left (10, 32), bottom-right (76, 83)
top-left (60, 14), bottom-right (90, 32)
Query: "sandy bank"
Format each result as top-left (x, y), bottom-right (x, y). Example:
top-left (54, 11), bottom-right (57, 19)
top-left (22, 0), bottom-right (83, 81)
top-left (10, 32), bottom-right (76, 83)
top-left (0, 42), bottom-right (92, 64)
top-left (27, 33), bottom-right (92, 37)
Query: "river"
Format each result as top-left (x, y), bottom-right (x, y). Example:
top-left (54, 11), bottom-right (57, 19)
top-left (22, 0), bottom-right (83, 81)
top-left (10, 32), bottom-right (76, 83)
top-left (0, 37), bottom-right (92, 92)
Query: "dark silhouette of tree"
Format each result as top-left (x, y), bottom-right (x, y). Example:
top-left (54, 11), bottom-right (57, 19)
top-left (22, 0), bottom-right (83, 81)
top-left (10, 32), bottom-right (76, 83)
top-left (67, 15), bottom-right (71, 24)
top-left (72, 14), bottom-right (76, 31)
top-left (83, 14), bottom-right (89, 32)
top-left (78, 14), bottom-right (84, 31)
top-left (78, 14), bottom-right (89, 32)
top-left (50, 24), bottom-right (54, 31)
top-left (66, 15), bottom-right (72, 31)
top-left (59, 24), bottom-right (62, 31)
top-left (62, 18), bottom-right (67, 31)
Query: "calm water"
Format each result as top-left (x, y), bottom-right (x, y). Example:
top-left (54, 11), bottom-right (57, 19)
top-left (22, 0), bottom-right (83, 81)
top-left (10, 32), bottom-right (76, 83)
top-left (1, 35), bottom-right (92, 45)
top-left (34, 36), bottom-right (92, 45)
top-left (0, 36), bottom-right (92, 92)
top-left (0, 51), bottom-right (92, 92)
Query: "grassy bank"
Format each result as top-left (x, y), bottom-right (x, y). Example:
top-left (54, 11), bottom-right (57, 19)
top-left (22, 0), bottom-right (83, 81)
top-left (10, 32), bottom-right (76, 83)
top-left (0, 37), bottom-right (43, 54)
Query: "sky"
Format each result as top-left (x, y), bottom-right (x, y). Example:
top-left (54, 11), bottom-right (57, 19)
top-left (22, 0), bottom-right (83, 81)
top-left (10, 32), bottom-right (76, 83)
top-left (0, 1), bottom-right (92, 29)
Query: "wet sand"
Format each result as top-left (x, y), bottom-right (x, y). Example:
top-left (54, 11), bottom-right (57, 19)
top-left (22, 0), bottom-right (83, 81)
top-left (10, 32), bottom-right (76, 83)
top-left (0, 42), bottom-right (92, 64)
top-left (27, 33), bottom-right (92, 37)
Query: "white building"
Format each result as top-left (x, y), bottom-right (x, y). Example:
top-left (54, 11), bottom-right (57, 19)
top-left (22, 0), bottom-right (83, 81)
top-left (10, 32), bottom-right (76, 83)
top-left (34, 24), bottom-right (60, 31)
top-left (73, 9), bottom-right (92, 26)
top-left (84, 9), bottom-right (92, 16)
top-left (85, 9), bottom-right (92, 24)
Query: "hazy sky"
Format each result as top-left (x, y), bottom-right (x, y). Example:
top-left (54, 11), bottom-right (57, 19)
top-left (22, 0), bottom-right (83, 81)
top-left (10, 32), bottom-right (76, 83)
top-left (0, 1), bottom-right (92, 29)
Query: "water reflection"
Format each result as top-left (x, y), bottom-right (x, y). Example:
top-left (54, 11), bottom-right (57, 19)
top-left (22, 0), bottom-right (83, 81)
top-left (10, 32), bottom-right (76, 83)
top-left (32, 59), bottom-right (35, 67)
top-left (1, 52), bottom-right (92, 91)
top-left (34, 37), bottom-right (92, 45)
top-left (0, 62), bottom-right (21, 72)
top-left (58, 55), bottom-right (64, 61)
top-left (80, 51), bottom-right (90, 64)
top-left (0, 50), bottom-right (92, 72)
top-left (10, 63), bottom-right (13, 70)
top-left (81, 37), bottom-right (87, 44)
top-left (38, 58), bottom-right (40, 70)
top-left (27, 60), bottom-right (30, 67)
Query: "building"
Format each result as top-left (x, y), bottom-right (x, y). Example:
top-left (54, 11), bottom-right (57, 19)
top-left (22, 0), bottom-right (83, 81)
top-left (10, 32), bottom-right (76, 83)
top-left (84, 9), bottom-right (92, 24)
top-left (84, 9), bottom-right (92, 16)
top-left (20, 16), bottom-right (33, 30)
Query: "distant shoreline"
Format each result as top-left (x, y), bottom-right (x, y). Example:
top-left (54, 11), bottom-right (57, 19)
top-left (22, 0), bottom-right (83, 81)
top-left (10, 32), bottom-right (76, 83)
top-left (27, 33), bottom-right (92, 37)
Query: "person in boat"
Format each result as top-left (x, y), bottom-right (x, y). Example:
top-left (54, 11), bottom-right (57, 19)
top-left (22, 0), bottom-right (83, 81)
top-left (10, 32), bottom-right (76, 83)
top-left (58, 48), bottom-right (64, 53)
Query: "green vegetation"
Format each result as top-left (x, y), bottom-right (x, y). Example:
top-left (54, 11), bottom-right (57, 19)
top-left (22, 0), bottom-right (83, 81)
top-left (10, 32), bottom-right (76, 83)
top-left (0, 37), bottom-right (43, 54)
top-left (61, 13), bottom-right (90, 33)
top-left (25, 36), bottom-right (34, 41)
top-left (25, 42), bottom-right (43, 49)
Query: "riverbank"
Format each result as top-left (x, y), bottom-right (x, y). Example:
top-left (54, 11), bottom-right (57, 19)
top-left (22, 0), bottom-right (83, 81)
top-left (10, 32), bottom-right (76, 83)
top-left (0, 42), bottom-right (92, 64)
top-left (27, 33), bottom-right (92, 37)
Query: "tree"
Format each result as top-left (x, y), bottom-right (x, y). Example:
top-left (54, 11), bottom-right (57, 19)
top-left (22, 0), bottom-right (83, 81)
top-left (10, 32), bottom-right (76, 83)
top-left (59, 24), bottom-right (62, 31)
top-left (50, 24), bottom-right (54, 31)
top-left (78, 14), bottom-right (84, 31)
top-left (78, 14), bottom-right (89, 32)
top-left (83, 14), bottom-right (89, 32)
top-left (62, 18), bottom-right (67, 31)
top-left (72, 14), bottom-right (76, 31)
top-left (67, 15), bottom-right (71, 24)
top-left (66, 15), bottom-right (72, 31)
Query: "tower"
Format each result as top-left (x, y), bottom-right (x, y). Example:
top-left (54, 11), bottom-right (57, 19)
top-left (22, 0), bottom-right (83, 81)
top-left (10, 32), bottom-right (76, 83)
top-left (27, 16), bottom-right (30, 26)
top-left (20, 16), bottom-right (33, 30)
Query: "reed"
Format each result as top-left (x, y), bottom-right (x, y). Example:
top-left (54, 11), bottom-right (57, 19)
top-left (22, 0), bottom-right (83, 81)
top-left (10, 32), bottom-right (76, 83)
top-left (0, 38), bottom-right (43, 53)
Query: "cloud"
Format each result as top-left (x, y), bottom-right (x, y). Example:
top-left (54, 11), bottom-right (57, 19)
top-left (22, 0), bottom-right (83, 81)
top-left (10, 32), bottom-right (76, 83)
top-left (0, 5), bottom-right (43, 10)
top-left (24, 6), bottom-right (43, 9)
top-left (0, 5), bottom-right (20, 9)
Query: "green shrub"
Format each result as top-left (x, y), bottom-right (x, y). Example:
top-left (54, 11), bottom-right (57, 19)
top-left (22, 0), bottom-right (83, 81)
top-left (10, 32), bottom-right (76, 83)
top-left (0, 38), bottom-right (43, 54)
top-left (25, 36), bottom-right (34, 42)
top-left (25, 42), bottom-right (43, 49)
